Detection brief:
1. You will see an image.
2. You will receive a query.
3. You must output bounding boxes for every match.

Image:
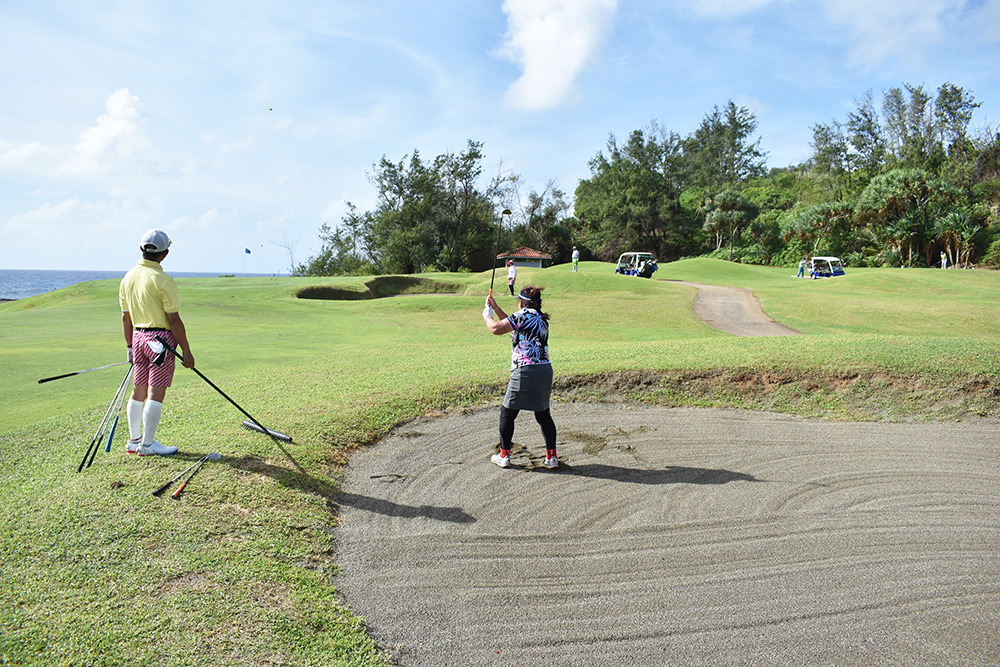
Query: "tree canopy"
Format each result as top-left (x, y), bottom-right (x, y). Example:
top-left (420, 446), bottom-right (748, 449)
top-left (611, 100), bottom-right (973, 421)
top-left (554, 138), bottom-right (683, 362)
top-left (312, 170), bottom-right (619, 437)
top-left (297, 84), bottom-right (1000, 276)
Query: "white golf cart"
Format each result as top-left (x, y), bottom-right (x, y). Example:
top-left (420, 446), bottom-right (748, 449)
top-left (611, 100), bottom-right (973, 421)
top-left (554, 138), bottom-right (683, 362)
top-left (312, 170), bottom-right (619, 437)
top-left (809, 256), bottom-right (845, 278)
top-left (615, 252), bottom-right (658, 278)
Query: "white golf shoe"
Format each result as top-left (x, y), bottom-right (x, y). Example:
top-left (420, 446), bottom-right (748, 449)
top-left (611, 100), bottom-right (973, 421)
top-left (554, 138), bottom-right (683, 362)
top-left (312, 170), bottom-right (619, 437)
top-left (491, 453), bottom-right (511, 468)
top-left (126, 438), bottom-right (142, 454)
top-left (137, 440), bottom-right (178, 456)
top-left (544, 457), bottom-right (559, 469)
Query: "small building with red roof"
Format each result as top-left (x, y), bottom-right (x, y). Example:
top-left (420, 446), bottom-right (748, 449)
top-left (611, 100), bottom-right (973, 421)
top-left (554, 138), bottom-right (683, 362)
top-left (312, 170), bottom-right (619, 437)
top-left (497, 246), bottom-right (552, 269)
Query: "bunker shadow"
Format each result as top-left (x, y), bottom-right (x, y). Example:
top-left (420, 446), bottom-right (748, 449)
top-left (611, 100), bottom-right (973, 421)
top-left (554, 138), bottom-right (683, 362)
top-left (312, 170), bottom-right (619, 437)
top-left (563, 463), bottom-right (761, 485)
top-left (335, 491), bottom-right (475, 524)
top-left (229, 455), bottom-right (475, 525)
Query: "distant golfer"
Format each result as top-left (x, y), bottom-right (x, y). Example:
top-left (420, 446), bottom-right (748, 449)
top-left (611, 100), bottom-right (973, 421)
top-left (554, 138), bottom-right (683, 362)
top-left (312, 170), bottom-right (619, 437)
top-left (119, 229), bottom-right (195, 456)
top-left (572, 246), bottom-right (580, 272)
top-left (506, 260), bottom-right (517, 296)
top-left (483, 286), bottom-right (558, 469)
top-left (797, 257), bottom-right (806, 278)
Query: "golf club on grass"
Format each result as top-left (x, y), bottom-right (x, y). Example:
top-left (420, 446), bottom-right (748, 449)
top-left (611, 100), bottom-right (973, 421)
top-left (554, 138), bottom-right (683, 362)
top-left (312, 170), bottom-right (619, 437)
top-left (152, 452), bottom-right (221, 497)
top-left (153, 336), bottom-right (302, 472)
top-left (39, 360), bottom-right (131, 384)
top-left (77, 364), bottom-right (132, 472)
top-left (489, 208), bottom-right (512, 298)
top-left (170, 452), bottom-right (219, 499)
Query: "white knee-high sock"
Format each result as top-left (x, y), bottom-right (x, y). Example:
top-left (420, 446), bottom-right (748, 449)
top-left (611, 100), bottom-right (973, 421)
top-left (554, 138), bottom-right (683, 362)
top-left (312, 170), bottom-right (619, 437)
top-left (142, 400), bottom-right (163, 445)
top-left (127, 399), bottom-right (144, 440)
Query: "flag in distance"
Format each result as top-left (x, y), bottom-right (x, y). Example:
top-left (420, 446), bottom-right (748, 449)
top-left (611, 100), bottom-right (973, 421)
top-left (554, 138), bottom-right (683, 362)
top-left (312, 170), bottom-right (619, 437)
top-left (245, 248), bottom-right (251, 254)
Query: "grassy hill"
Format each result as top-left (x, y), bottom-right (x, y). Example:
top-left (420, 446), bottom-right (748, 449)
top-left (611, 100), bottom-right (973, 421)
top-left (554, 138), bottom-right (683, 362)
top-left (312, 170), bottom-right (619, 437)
top-left (2, 259), bottom-right (999, 665)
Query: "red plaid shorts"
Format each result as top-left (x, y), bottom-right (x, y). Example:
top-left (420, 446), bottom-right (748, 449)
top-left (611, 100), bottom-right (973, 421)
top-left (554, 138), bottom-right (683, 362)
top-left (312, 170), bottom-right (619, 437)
top-left (131, 329), bottom-right (176, 387)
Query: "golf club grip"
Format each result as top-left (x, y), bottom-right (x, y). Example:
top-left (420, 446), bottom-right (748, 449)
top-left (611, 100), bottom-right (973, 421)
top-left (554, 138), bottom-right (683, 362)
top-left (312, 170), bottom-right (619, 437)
top-left (77, 439), bottom-right (98, 473)
top-left (38, 372), bottom-right (76, 384)
top-left (152, 480), bottom-right (173, 497)
top-left (39, 361), bottom-right (130, 384)
top-left (170, 482), bottom-right (187, 499)
top-left (105, 414), bottom-right (119, 453)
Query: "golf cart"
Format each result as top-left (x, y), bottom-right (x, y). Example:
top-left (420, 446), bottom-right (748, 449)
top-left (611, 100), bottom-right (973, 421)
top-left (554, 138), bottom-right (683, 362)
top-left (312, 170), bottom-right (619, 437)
top-left (615, 252), bottom-right (658, 278)
top-left (809, 256), bottom-right (845, 278)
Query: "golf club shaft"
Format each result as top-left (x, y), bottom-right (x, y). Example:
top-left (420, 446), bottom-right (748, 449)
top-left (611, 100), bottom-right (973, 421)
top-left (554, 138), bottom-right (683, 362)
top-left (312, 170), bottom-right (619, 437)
top-left (88, 365), bottom-right (131, 468)
top-left (153, 454), bottom-right (208, 497)
top-left (78, 366), bottom-right (132, 472)
top-left (154, 336), bottom-right (270, 433)
top-left (39, 361), bottom-right (131, 384)
top-left (171, 457), bottom-right (207, 499)
top-left (104, 371), bottom-right (131, 452)
top-left (154, 336), bottom-right (303, 472)
top-left (489, 209), bottom-right (510, 296)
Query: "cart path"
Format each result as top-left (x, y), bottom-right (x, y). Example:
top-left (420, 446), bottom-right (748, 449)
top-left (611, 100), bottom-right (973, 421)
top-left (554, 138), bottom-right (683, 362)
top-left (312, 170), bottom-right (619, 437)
top-left (667, 280), bottom-right (800, 337)
top-left (334, 405), bottom-right (1000, 666)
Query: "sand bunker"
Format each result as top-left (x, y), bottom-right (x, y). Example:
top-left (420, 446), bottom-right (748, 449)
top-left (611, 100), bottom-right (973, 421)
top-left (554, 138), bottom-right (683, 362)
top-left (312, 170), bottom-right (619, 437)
top-left (334, 404), bottom-right (1000, 666)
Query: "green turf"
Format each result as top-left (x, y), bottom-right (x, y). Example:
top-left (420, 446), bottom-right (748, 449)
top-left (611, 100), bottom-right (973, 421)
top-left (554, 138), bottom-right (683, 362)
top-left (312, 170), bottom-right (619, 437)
top-left (2, 258), bottom-right (999, 665)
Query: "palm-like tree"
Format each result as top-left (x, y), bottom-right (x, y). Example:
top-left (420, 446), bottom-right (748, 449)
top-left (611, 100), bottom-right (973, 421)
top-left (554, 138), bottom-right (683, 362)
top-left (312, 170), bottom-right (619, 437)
top-left (956, 213), bottom-right (984, 268)
top-left (933, 210), bottom-right (964, 268)
top-left (700, 190), bottom-right (759, 260)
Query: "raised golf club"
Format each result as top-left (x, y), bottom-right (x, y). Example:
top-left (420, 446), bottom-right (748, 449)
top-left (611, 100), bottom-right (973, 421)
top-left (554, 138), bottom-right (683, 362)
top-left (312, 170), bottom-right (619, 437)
top-left (153, 336), bottom-right (301, 471)
top-left (170, 452), bottom-right (219, 499)
top-left (152, 452), bottom-right (221, 497)
top-left (77, 364), bottom-right (132, 472)
top-left (38, 360), bottom-right (131, 384)
top-left (489, 208), bottom-right (512, 298)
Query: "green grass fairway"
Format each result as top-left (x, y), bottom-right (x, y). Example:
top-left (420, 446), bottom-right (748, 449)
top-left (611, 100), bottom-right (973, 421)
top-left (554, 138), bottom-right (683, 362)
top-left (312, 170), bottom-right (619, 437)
top-left (2, 258), bottom-right (999, 665)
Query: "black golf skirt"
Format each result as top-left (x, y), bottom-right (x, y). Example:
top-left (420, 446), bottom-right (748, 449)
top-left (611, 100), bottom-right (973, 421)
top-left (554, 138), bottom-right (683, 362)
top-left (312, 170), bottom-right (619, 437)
top-left (502, 363), bottom-right (553, 412)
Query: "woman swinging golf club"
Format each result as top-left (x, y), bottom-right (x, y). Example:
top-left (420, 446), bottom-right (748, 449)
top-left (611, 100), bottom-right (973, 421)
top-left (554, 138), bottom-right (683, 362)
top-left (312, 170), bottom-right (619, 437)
top-left (483, 286), bottom-right (558, 469)
top-left (119, 229), bottom-right (195, 456)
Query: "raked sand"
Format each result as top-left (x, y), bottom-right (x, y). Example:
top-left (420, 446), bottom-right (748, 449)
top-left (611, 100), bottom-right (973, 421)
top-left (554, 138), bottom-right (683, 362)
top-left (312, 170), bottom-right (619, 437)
top-left (334, 404), bottom-right (1000, 666)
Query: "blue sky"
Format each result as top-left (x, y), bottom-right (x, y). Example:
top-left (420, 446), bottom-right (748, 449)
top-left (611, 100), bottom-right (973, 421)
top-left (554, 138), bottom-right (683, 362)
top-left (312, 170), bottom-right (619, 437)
top-left (2, 0), bottom-right (998, 273)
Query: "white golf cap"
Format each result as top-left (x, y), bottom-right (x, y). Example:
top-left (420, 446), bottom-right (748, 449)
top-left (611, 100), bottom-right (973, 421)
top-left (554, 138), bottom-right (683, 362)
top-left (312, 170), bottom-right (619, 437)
top-left (140, 229), bottom-right (172, 252)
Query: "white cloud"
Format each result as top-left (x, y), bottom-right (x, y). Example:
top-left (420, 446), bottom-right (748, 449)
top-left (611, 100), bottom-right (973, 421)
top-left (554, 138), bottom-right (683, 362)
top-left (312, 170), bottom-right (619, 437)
top-left (682, 0), bottom-right (778, 17)
top-left (62, 88), bottom-right (150, 175)
top-left (170, 207), bottom-right (242, 235)
top-left (818, 0), bottom-right (963, 69)
top-left (0, 190), bottom-right (164, 257)
top-left (5, 197), bottom-right (107, 233)
top-left (201, 130), bottom-right (255, 154)
top-left (500, 0), bottom-right (619, 111)
top-left (0, 140), bottom-right (54, 170)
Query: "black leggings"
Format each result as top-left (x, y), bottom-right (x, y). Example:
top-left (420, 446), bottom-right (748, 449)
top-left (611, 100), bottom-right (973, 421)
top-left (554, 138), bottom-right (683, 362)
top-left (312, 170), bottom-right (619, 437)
top-left (499, 406), bottom-right (556, 450)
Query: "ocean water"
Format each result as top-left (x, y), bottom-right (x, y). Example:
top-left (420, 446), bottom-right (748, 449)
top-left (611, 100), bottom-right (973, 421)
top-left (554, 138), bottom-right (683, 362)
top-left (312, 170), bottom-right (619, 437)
top-left (0, 269), bottom-right (274, 301)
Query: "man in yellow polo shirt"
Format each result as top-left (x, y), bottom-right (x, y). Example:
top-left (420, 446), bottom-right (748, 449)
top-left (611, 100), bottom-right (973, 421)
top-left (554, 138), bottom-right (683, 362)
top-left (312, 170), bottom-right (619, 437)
top-left (119, 229), bottom-right (195, 456)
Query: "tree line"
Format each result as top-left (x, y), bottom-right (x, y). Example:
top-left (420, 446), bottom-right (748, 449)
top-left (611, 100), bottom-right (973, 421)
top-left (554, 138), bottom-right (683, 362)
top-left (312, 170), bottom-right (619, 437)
top-left (295, 82), bottom-right (1000, 276)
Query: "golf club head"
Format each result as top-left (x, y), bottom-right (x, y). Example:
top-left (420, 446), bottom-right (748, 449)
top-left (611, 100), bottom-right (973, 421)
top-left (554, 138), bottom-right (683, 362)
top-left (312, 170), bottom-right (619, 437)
top-left (207, 452), bottom-right (221, 461)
